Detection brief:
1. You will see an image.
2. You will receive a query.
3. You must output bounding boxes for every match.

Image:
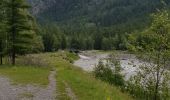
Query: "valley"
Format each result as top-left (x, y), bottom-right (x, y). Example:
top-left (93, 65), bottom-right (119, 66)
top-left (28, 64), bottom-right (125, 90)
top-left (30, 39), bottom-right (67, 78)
top-left (0, 0), bottom-right (170, 100)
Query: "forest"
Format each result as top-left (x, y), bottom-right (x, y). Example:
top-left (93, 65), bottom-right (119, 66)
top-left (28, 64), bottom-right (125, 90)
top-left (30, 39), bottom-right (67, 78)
top-left (27, 0), bottom-right (170, 52)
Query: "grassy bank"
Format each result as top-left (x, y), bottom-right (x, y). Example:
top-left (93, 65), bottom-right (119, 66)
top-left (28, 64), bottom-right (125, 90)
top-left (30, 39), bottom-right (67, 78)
top-left (0, 51), bottom-right (133, 100)
top-left (45, 51), bottom-right (133, 100)
top-left (0, 65), bottom-right (50, 86)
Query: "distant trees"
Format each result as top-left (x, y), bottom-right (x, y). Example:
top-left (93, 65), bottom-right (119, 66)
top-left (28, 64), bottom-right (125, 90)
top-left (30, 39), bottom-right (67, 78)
top-left (94, 33), bottom-right (103, 50)
top-left (61, 34), bottom-right (67, 50)
top-left (85, 37), bottom-right (94, 50)
top-left (42, 32), bottom-right (55, 52)
top-left (39, 23), bottom-right (129, 51)
top-left (41, 25), bottom-right (64, 51)
top-left (26, 0), bottom-right (170, 52)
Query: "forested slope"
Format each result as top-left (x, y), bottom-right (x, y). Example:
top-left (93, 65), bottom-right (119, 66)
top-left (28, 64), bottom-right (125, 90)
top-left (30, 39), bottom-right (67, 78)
top-left (26, 0), bottom-right (170, 51)
top-left (28, 0), bottom-right (170, 29)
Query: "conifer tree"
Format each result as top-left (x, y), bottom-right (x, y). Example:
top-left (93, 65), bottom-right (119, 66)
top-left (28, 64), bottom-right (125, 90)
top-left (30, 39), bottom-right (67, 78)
top-left (6, 0), bottom-right (36, 65)
top-left (61, 34), bottom-right (67, 50)
top-left (0, 0), bottom-right (7, 64)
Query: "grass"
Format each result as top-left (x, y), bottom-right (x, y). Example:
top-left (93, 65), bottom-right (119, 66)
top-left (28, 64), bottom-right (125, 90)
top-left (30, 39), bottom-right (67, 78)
top-left (0, 51), bottom-right (133, 100)
top-left (44, 52), bottom-right (133, 100)
top-left (65, 51), bottom-right (79, 61)
top-left (0, 65), bottom-right (50, 86)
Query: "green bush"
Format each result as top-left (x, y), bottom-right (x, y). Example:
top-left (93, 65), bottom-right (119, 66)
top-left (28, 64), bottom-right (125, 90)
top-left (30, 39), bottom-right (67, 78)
top-left (93, 58), bottom-right (124, 87)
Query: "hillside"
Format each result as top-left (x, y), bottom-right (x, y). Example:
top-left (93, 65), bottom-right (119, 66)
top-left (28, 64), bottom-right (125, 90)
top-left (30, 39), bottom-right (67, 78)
top-left (0, 0), bottom-right (170, 99)
top-left (28, 0), bottom-right (170, 32)
top-left (25, 0), bottom-right (170, 51)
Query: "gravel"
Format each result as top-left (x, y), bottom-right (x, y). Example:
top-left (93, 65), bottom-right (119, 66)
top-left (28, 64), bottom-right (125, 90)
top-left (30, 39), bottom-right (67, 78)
top-left (0, 70), bottom-right (57, 100)
top-left (74, 54), bottom-right (109, 71)
top-left (74, 52), bottom-right (145, 80)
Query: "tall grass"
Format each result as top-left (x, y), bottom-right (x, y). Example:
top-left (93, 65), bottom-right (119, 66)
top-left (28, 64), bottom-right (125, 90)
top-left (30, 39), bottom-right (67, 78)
top-left (44, 52), bottom-right (133, 100)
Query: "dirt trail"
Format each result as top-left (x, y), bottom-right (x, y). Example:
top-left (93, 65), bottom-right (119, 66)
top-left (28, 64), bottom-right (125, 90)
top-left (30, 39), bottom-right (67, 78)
top-left (63, 81), bottom-right (77, 100)
top-left (0, 70), bottom-right (57, 100)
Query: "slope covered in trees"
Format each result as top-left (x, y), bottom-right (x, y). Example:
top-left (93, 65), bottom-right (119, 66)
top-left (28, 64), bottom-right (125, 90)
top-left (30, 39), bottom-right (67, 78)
top-left (26, 0), bottom-right (170, 51)
top-left (28, 0), bottom-right (170, 30)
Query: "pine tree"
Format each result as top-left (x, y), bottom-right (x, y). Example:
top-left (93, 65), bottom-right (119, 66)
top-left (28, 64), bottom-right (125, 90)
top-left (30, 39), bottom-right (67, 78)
top-left (0, 0), bottom-right (7, 64)
top-left (6, 0), bottom-right (36, 65)
top-left (61, 34), bottom-right (67, 50)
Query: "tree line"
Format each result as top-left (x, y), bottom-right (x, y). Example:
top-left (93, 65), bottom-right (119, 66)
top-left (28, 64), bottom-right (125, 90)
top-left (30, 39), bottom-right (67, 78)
top-left (40, 24), bottom-right (129, 52)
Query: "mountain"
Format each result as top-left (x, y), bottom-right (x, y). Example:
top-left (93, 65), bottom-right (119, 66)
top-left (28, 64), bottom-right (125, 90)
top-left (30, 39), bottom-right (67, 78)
top-left (26, 0), bottom-right (170, 50)
top-left (28, 0), bottom-right (170, 28)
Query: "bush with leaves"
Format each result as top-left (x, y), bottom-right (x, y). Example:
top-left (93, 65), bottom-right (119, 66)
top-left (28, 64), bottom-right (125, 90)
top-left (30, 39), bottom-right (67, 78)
top-left (94, 53), bottom-right (124, 87)
top-left (127, 10), bottom-right (170, 100)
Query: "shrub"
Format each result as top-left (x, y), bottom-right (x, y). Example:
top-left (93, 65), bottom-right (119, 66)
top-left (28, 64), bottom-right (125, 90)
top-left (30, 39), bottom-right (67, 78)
top-left (93, 54), bottom-right (124, 87)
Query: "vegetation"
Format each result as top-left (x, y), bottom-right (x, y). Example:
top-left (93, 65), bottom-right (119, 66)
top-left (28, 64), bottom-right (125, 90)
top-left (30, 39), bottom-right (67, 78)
top-left (6, 0), bottom-right (36, 65)
top-left (94, 54), bottom-right (124, 87)
top-left (0, 65), bottom-right (50, 85)
top-left (127, 10), bottom-right (170, 100)
top-left (46, 52), bottom-right (132, 100)
top-left (0, 0), bottom-right (43, 65)
top-left (0, 0), bottom-right (170, 100)
top-left (26, 0), bottom-right (170, 51)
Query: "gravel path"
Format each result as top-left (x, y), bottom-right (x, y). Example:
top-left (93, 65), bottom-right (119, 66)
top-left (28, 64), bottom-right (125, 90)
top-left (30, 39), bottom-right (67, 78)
top-left (0, 70), bottom-right (57, 100)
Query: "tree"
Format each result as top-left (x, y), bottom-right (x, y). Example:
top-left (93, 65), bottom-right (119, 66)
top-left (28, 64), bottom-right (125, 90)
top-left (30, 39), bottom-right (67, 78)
top-left (148, 10), bottom-right (170, 100)
top-left (85, 37), bottom-right (94, 50)
top-left (31, 35), bottom-right (44, 53)
top-left (127, 10), bottom-right (170, 100)
top-left (42, 32), bottom-right (55, 52)
top-left (0, 0), bottom-right (7, 64)
top-left (94, 33), bottom-right (103, 50)
top-left (6, 0), bottom-right (36, 65)
top-left (70, 37), bottom-right (80, 50)
top-left (61, 34), bottom-right (67, 50)
top-left (102, 38), bottom-right (114, 50)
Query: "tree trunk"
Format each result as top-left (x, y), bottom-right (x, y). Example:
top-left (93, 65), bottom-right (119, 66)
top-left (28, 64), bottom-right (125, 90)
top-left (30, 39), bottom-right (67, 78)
top-left (11, 0), bottom-right (15, 65)
top-left (154, 72), bottom-right (159, 100)
top-left (12, 51), bottom-right (15, 65)
top-left (154, 53), bottom-right (160, 100)
top-left (0, 54), bottom-right (2, 65)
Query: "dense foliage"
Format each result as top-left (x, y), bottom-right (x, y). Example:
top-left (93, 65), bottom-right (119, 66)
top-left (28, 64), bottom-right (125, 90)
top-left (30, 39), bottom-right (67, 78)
top-left (94, 54), bottom-right (124, 87)
top-left (127, 10), bottom-right (170, 100)
top-left (26, 0), bottom-right (170, 51)
top-left (0, 0), bottom-right (42, 65)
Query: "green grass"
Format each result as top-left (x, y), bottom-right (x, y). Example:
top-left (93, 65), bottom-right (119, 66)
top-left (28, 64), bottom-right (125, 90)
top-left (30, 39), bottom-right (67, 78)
top-left (0, 52), bottom-right (133, 100)
top-left (0, 65), bottom-right (50, 86)
top-left (65, 51), bottom-right (79, 61)
top-left (44, 52), bottom-right (133, 100)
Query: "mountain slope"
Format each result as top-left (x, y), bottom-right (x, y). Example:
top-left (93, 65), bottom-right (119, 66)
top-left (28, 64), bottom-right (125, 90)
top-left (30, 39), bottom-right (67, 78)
top-left (28, 0), bottom-right (170, 28)
top-left (26, 0), bottom-right (170, 51)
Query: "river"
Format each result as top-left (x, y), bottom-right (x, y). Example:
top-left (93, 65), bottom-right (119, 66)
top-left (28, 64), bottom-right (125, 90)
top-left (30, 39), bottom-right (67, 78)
top-left (74, 51), bottom-right (145, 80)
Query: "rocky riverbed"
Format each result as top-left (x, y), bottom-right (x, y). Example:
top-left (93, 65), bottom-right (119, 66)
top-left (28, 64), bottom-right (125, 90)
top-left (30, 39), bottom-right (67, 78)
top-left (74, 51), bottom-right (145, 80)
